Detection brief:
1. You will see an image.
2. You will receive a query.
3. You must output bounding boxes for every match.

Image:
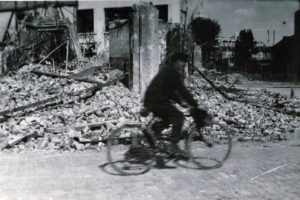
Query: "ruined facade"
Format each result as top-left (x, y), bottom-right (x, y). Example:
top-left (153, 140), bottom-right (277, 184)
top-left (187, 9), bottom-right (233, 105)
top-left (76, 0), bottom-right (180, 58)
top-left (0, 1), bottom-right (182, 93)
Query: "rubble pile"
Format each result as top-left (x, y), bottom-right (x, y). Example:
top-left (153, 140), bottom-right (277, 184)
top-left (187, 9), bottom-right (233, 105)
top-left (0, 83), bottom-right (141, 152)
top-left (203, 70), bottom-right (300, 114)
top-left (0, 63), bottom-right (136, 152)
top-left (0, 64), bottom-right (93, 109)
top-left (0, 66), bottom-right (299, 152)
top-left (188, 70), bottom-right (300, 142)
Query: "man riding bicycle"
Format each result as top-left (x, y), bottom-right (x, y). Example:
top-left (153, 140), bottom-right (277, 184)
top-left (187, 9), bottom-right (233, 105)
top-left (143, 53), bottom-right (212, 156)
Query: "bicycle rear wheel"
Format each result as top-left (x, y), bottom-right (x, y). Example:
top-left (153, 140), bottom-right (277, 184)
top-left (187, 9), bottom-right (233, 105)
top-left (107, 125), bottom-right (155, 175)
top-left (186, 124), bottom-right (232, 169)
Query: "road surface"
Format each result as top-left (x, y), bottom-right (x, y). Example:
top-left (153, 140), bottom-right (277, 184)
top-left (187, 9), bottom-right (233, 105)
top-left (0, 131), bottom-right (299, 200)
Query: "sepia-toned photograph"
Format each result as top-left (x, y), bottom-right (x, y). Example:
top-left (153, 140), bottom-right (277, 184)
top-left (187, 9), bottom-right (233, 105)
top-left (0, 0), bottom-right (299, 199)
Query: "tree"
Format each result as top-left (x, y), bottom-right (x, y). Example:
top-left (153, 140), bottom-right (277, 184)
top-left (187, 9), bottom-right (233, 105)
top-left (190, 17), bottom-right (221, 68)
top-left (190, 17), bottom-right (221, 46)
top-left (234, 29), bottom-right (256, 70)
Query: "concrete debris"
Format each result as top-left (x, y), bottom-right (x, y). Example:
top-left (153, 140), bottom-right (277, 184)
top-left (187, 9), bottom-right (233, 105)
top-left (0, 65), bottom-right (299, 152)
top-left (0, 62), bottom-right (140, 152)
top-left (189, 69), bottom-right (300, 142)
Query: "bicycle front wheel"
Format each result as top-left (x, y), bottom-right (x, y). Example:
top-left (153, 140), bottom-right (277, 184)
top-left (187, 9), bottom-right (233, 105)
top-left (107, 125), bottom-right (155, 175)
top-left (186, 124), bottom-right (232, 169)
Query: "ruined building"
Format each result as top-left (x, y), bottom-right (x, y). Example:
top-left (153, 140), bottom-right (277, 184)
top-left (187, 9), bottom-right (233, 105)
top-left (272, 4), bottom-right (300, 81)
top-left (0, 0), bottom-right (184, 95)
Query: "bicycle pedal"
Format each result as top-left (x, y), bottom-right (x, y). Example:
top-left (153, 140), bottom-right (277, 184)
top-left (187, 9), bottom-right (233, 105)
top-left (206, 143), bottom-right (213, 147)
top-left (167, 150), bottom-right (188, 159)
top-left (204, 140), bottom-right (213, 147)
top-left (177, 152), bottom-right (190, 159)
top-left (177, 156), bottom-right (190, 161)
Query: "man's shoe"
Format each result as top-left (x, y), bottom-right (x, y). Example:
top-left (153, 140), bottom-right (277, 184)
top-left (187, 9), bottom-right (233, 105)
top-left (154, 156), bottom-right (176, 169)
top-left (125, 146), bottom-right (152, 161)
top-left (167, 143), bottom-right (189, 158)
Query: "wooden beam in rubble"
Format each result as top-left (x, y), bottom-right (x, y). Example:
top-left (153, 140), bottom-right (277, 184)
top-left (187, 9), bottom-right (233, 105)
top-left (0, 75), bottom-right (125, 117)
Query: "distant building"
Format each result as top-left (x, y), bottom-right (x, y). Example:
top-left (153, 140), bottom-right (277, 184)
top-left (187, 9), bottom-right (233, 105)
top-left (271, 7), bottom-right (300, 80)
top-left (218, 37), bottom-right (235, 60)
top-left (221, 50), bottom-right (233, 60)
top-left (252, 52), bottom-right (264, 61)
top-left (252, 42), bottom-right (271, 61)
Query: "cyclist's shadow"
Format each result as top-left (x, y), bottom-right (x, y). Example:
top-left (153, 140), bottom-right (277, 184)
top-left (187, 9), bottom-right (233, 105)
top-left (99, 154), bottom-right (220, 176)
top-left (99, 155), bottom-right (176, 176)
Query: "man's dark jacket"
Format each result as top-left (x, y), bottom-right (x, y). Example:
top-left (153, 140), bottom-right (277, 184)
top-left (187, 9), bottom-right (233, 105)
top-left (144, 65), bottom-right (197, 108)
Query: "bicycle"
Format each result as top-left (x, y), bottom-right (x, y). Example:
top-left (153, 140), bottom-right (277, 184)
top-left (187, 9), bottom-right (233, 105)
top-left (106, 107), bottom-right (232, 176)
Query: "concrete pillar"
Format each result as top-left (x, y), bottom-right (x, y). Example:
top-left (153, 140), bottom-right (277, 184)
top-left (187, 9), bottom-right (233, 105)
top-left (132, 3), bottom-right (159, 95)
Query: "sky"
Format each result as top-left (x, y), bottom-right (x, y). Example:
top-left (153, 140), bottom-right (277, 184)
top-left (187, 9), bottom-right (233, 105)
top-left (188, 0), bottom-right (299, 44)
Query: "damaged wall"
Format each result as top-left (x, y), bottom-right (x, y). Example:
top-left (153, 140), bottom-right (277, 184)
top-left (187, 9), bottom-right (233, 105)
top-left (0, 2), bottom-right (77, 42)
top-left (0, 0), bottom-right (180, 75)
top-left (0, 5), bottom-right (80, 75)
top-left (77, 0), bottom-right (180, 59)
top-left (109, 21), bottom-right (130, 59)
top-left (0, 0), bottom-right (180, 54)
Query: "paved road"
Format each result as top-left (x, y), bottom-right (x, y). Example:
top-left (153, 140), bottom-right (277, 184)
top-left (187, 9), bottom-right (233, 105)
top-left (0, 131), bottom-right (300, 200)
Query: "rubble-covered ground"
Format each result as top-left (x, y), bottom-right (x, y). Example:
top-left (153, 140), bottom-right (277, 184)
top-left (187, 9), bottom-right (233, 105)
top-left (189, 70), bottom-right (300, 142)
top-left (0, 64), bottom-right (299, 153)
